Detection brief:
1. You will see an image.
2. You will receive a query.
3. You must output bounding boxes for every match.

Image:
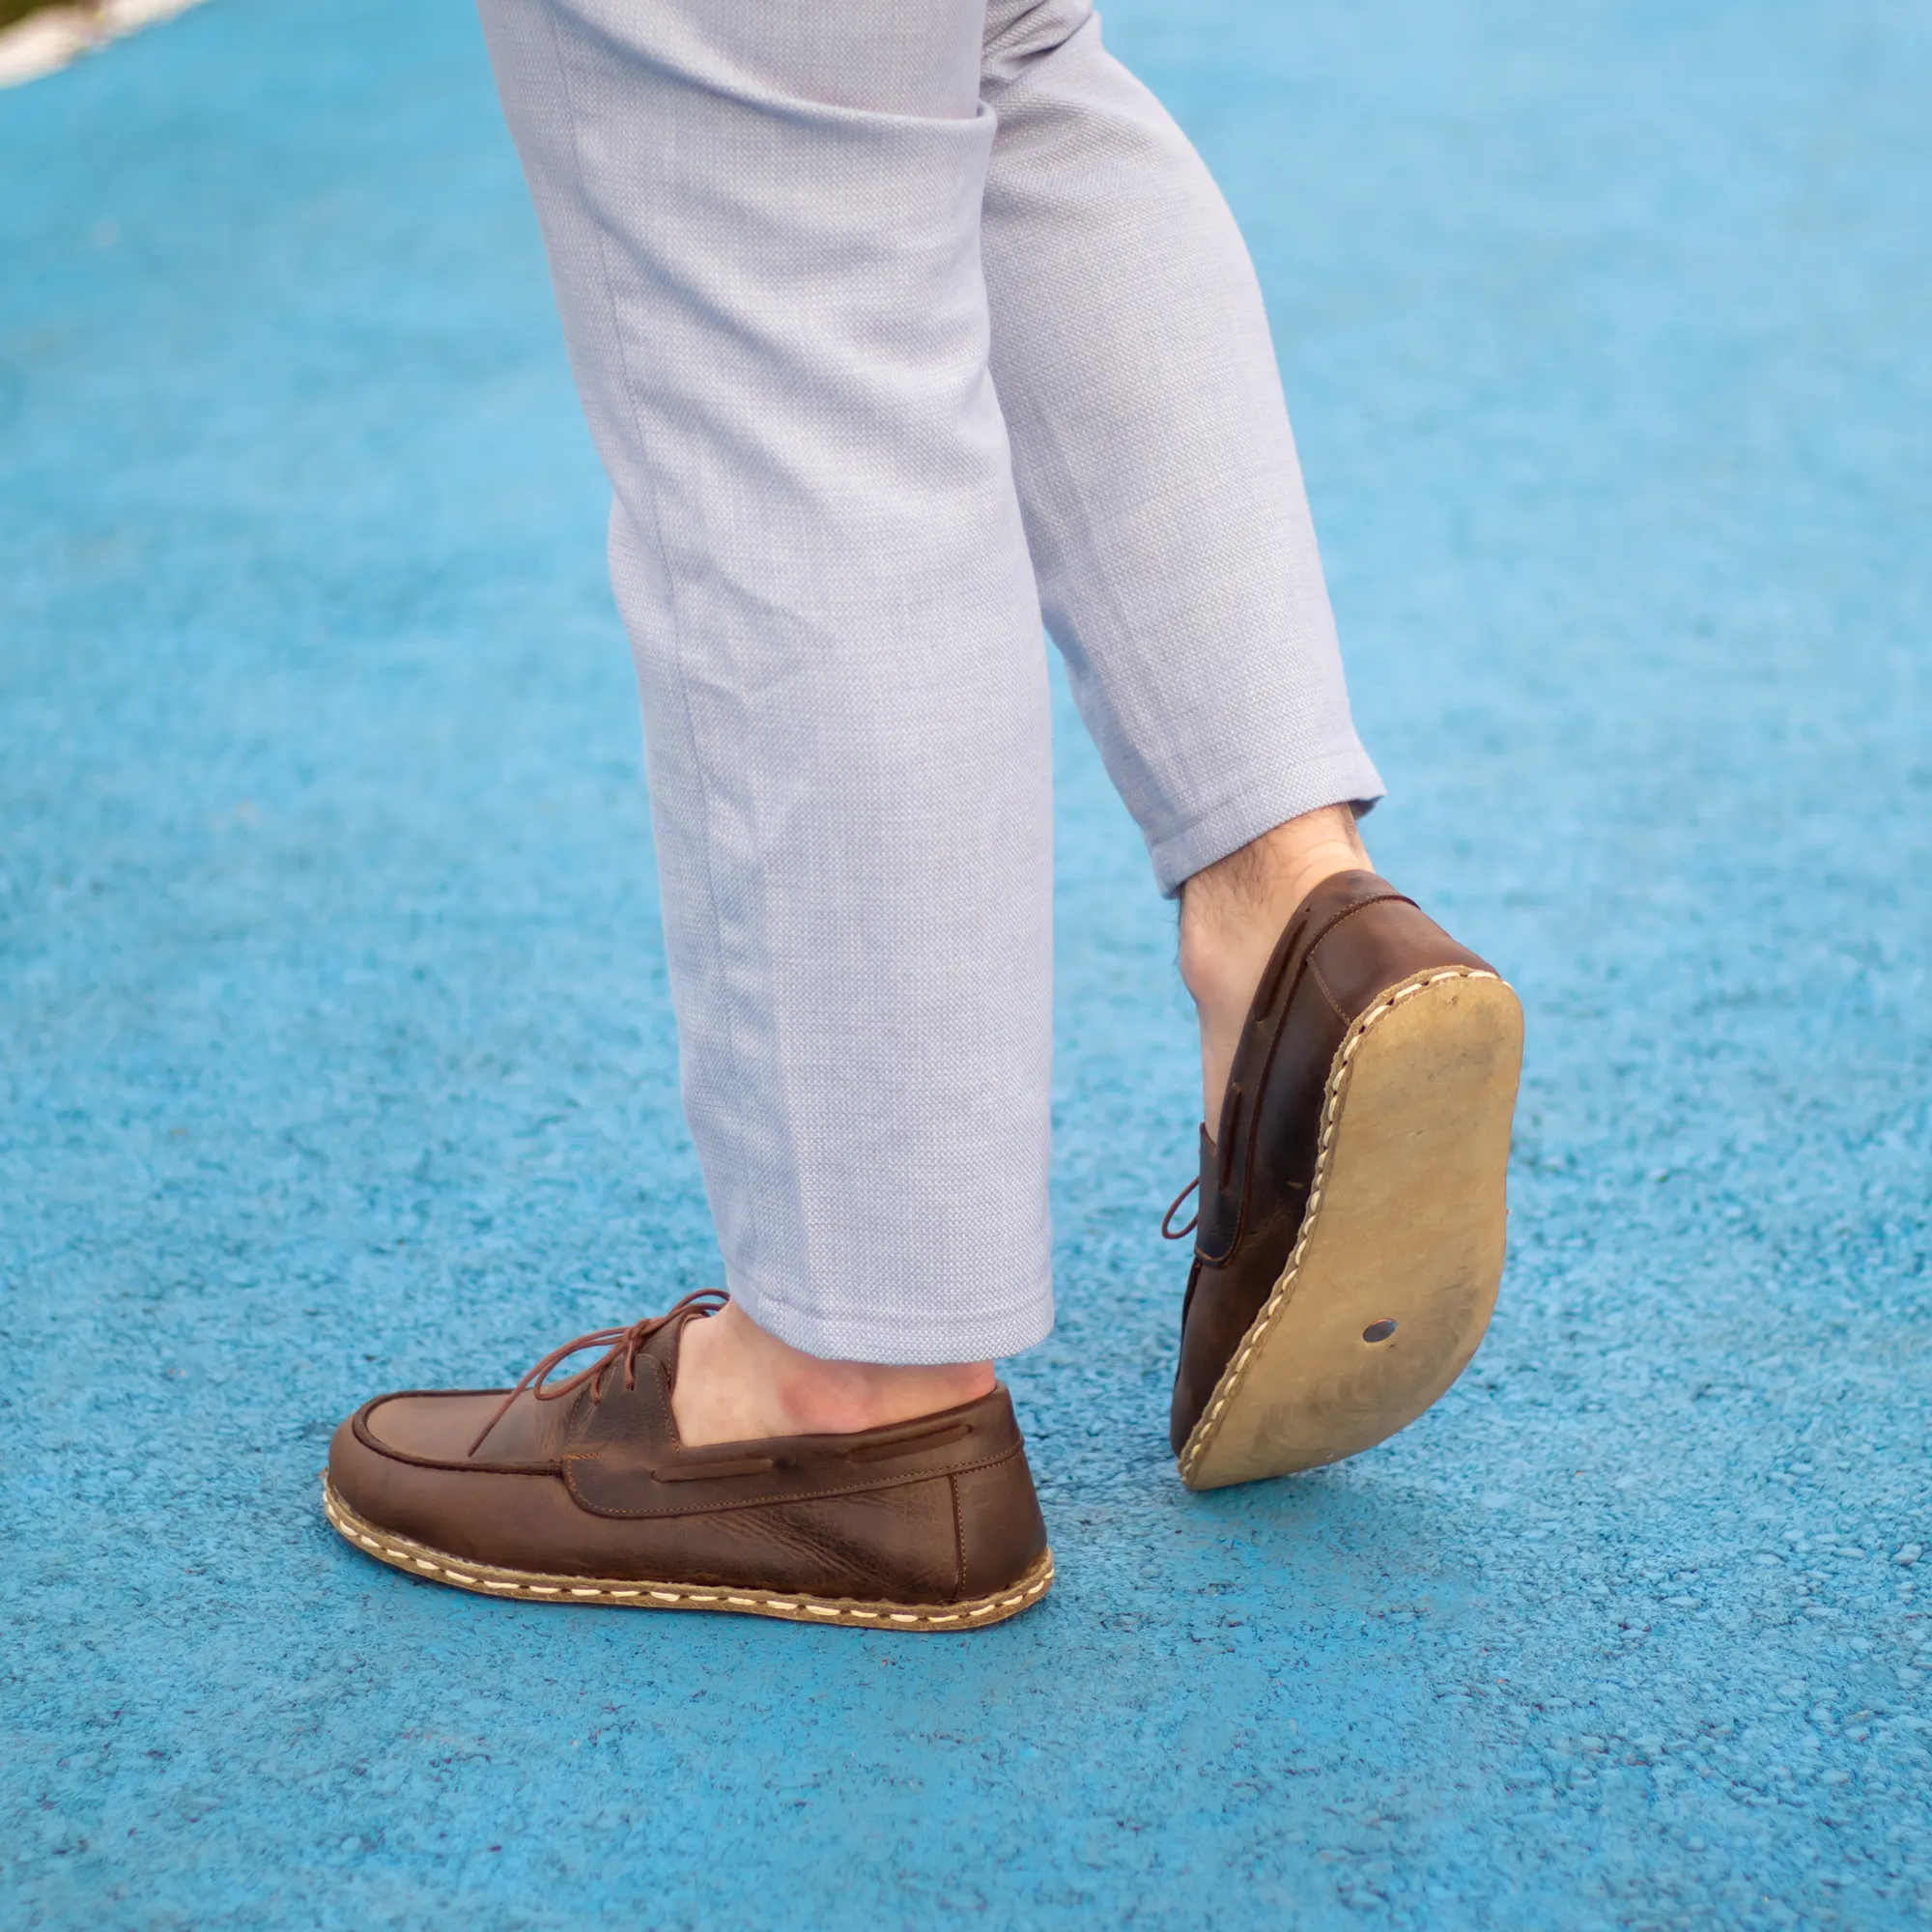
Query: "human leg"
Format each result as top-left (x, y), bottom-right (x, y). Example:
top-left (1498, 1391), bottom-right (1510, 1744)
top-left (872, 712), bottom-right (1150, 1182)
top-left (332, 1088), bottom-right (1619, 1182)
top-left (979, 0), bottom-right (1383, 902)
top-left (974, 4), bottom-right (1521, 1486)
top-left (478, 0), bottom-right (1055, 1387)
top-left (975, 0), bottom-right (1393, 1125)
top-left (323, 0), bottom-right (1060, 1621)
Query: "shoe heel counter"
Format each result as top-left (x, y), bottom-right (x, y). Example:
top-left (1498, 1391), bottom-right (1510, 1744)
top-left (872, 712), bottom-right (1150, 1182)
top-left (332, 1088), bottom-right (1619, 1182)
top-left (952, 1448), bottom-right (1048, 1600)
top-left (1323, 895), bottom-right (1497, 1000)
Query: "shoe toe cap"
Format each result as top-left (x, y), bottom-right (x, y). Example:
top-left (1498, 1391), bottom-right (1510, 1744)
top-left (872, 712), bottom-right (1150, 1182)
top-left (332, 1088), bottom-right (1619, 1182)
top-left (327, 1389), bottom-right (553, 1546)
top-left (357, 1389), bottom-right (519, 1462)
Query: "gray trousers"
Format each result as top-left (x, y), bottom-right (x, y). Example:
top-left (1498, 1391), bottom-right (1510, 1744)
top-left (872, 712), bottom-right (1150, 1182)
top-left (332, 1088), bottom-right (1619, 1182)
top-left (476, 0), bottom-right (1382, 1363)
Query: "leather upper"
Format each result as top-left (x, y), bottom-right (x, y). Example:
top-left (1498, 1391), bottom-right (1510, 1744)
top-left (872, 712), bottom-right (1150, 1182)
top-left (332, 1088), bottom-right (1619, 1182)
top-left (329, 1305), bottom-right (1047, 1604)
top-left (1169, 869), bottom-right (1494, 1453)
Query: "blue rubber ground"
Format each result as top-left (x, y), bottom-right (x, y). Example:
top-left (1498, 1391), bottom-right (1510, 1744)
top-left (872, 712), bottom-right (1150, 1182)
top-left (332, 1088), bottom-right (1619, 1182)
top-left (4, 1), bottom-right (1928, 1925)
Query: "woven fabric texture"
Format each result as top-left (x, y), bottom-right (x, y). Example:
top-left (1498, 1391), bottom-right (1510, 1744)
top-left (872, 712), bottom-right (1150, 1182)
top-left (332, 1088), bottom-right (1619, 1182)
top-left (476, 0), bottom-right (1380, 1359)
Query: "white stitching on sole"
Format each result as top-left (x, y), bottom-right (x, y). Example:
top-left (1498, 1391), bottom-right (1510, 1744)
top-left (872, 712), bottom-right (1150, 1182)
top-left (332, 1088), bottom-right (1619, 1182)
top-left (320, 1481), bottom-right (1051, 1629)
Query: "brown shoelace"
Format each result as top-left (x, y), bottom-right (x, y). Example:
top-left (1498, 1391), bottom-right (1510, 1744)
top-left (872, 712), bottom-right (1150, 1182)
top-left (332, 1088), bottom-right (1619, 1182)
top-left (467, 1289), bottom-right (726, 1457)
top-left (1160, 1175), bottom-right (1200, 1240)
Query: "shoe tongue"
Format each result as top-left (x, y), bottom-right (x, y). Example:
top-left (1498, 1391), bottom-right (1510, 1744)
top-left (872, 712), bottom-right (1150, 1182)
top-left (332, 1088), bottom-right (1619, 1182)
top-left (644, 1305), bottom-right (691, 1384)
top-left (564, 1304), bottom-right (707, 1455)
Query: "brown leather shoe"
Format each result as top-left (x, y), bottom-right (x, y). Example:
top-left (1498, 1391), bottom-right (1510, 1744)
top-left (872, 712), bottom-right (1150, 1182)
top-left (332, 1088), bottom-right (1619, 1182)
top-left (1168, 869), bottom-right (1523, 1491)
top-left (324, 1293), bottom-right (1053, 1630)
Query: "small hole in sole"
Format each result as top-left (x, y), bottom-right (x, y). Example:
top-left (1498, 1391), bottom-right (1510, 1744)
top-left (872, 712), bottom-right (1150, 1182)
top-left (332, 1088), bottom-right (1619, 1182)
top-left (1361, 1318), bottom-right (1398, 1344)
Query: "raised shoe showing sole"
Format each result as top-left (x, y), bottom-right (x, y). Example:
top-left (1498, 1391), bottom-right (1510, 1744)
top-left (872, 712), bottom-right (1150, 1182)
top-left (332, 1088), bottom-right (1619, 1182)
top-left (1168, 871), bottom-right (1523, 1491)
top-left (1177, 965), bottom-right (1521, 1489)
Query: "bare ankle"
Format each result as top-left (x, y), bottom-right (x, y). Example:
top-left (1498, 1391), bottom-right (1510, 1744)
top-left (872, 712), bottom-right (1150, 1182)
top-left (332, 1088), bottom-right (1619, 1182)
top-left (1179, 805), bottom-right (1370, 1125)
top-left (671, 1298), bottom-right (995, 1447)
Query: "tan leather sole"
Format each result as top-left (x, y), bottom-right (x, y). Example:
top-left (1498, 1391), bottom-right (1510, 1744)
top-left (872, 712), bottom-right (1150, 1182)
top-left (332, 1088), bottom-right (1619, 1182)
top-left (1178, 967), bottom-right (1524, 1492)
top-left (322, 1477), bottom-right (1053, 1631)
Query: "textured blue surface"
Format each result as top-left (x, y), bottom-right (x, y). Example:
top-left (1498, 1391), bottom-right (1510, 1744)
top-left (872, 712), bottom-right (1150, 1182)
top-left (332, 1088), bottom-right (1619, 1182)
top-left (3, 0), bottom-right (1929, 1924)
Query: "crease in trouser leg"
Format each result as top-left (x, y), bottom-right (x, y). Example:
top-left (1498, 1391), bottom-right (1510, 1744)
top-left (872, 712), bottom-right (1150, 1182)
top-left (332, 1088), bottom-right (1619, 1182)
top-left (979, 0), bottom-right (1386, 895)
top-left (476, 0), bottom-right (1056, 1364)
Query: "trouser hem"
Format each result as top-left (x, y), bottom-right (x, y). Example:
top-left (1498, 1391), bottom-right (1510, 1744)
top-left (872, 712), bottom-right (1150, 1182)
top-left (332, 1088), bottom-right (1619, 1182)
top-left (727, 1271), bottom-right (1057, 1366)
top-left (1149, 747), bottom-right (1388, 898)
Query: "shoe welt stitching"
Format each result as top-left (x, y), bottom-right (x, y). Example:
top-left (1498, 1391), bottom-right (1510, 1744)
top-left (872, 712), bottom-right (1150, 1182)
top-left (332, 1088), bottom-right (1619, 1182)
top-left (322, 1480), bottom-right (1050, 1628)
top-left (1179, 968), bottom-right (1502, 1481)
